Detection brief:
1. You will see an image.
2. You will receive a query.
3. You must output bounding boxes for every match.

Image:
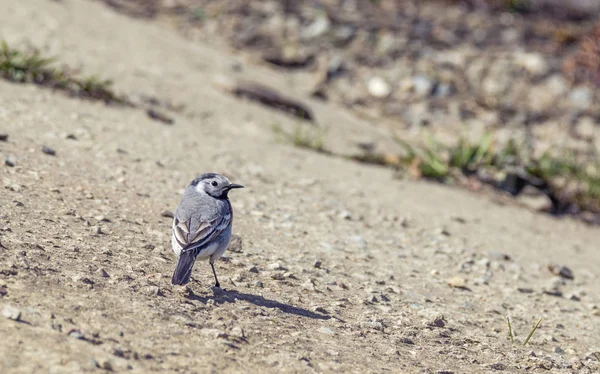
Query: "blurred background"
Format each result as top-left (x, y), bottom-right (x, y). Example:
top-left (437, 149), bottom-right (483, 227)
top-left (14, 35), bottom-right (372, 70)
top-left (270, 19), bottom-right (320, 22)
top-left (89, 0), bottom-right (600, 222)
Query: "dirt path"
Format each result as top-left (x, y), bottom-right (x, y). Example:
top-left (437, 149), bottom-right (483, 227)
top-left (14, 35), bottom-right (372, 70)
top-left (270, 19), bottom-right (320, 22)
top-left (0, 1), bottom-right (599, 373)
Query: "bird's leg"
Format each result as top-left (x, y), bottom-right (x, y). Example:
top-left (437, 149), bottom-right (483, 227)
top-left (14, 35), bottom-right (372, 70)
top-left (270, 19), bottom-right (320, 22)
top-left (210, 258), bottom-right (220, 288)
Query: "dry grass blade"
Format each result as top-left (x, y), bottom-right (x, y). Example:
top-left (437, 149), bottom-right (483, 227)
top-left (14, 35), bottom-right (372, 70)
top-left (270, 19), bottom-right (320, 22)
top-left (506, 316), bottom-right (514, 343)
top-left (523, 318), bottom-right (542, 346)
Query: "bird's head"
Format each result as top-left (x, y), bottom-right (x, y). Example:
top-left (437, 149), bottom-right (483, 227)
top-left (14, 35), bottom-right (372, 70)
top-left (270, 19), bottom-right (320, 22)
top-left (191, 173), bottom-right (244, 199)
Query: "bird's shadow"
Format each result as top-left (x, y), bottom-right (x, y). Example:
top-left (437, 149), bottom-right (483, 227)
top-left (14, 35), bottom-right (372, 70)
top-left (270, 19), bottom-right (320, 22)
top-left (186, 287), bottom-right (331, 320)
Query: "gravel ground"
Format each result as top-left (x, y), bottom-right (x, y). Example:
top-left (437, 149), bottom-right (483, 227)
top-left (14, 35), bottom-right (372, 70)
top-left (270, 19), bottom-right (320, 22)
top-left (0, 1), bottom-right (599, 373)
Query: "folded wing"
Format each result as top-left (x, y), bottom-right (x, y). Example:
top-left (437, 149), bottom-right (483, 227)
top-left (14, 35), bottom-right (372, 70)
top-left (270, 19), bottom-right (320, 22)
top-left (172, 213), bottom-right (231, 254)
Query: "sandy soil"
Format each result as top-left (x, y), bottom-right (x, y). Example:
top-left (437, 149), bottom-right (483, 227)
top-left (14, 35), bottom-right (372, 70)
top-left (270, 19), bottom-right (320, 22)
top-left (0, 1), bottom-right (599, 373)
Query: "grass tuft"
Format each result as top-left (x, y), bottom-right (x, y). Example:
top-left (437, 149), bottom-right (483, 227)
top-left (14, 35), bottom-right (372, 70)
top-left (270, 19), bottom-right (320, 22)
top-left (0, 41), bottom-right (130, 105)
top-left (272, 123), bottom-right (330, 154)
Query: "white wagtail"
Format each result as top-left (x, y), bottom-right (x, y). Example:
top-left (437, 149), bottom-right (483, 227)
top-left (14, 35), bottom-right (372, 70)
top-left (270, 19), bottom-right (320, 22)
top-left (170, 173), bottom-right (244, 287)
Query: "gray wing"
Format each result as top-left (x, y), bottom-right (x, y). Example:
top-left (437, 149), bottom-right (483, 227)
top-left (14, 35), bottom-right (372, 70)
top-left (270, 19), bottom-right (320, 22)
top-left (172, 204), bottom-right (231, 254)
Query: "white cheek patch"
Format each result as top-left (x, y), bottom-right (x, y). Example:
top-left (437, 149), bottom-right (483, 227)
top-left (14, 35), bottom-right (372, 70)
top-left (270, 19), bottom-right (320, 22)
top-left (195, 183), bottom-right (206, 194)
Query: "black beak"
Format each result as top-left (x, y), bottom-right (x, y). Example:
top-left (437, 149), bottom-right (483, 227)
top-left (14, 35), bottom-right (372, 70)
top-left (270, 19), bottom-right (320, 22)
top-left (227, 183), bottom-right (244, 190)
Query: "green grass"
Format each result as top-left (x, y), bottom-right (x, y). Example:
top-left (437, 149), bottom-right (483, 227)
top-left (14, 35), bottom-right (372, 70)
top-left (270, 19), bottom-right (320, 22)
top-left (0, 41), bottom-right (130, 105)
top-left (272, 123), bottom-right (330, 154)
top-left (277, 125), bottom-right (600, 222)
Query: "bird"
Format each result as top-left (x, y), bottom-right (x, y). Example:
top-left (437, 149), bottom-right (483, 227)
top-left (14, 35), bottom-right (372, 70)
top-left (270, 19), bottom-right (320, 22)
top-left (170, 173), bottom-right (244, 287)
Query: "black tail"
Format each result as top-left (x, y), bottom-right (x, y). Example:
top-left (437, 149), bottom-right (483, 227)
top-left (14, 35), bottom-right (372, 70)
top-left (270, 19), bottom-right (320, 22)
top-left (172, 251), bottom-right (197, 285)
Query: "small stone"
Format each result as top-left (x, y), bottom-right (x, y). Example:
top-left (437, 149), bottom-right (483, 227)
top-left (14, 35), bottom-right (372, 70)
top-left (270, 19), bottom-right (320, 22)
top-left (2, 305), bottom-right (21, 321)
top-left (487, 362), bottom-right (506, 371)
top-left (160, 210), bottom-right (174, 218)
top-left (301, 14), bottom-right (331, 40)
top-left (518, 287), bottom-right (534, 294)
top-left (412, 75), bottom-right (434, 97)
top-left (569, 87), bottom-right (593, 110)
top-left (147, 108), bottom-right (174, 125)
top-left (448, 276), bottom-right (468, 289)
top-left (253, 280), bottom-right (264, 288)
top-left (41, 146), bottom-right (56, 156)
top-left (0, 285), bottom-right (7, 297)
top-left (336, 281), bottom-right (348, 290)
top-left (547, 264), bottom-right (574, 280)
top-left (339, 210), bottom-right (352, 220)
top-left (516, 52), bottom-right (549, 76)
top-left (4, 155), bottom-right (16, 167)
top-left (267, 262), bottom-right (287, 271)
top-left (96, 268), bottom-right (110, 278)
top-left (101, 360), bottom-right (114, 371)
top-left (397, 337), bottom-right (415, 345)
top-left (248, 265), bottom-right (259, 273)
top-left (313, 306), bottom-right (329, 315)
top-left (367, 77), bottom-right (391, 98)
top-left (0, 134), bottom-right (7, 141)
top-left (313, 260), bottom-right (322, 269)
top-left (427, 314), bottom-right (446, 328)
top-left (68, 329), bottom-right (85, 339)
top-left (555, 347), bottom-right (565, 355)
top-left (230, 326), bottom-right (244, 338)
top-left (488, 251), bottom-right (511, 261)
top-left (270, 272), bottom-right (285, 280)
top-left (543, 278), bottom-right (564, 297)
top-left (366, 321), bottom-right (384, 331)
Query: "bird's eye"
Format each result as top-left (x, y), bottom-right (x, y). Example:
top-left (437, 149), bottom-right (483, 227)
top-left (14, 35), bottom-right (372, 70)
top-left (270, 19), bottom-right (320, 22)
top-left (211, 181), bottom-right (218, 187)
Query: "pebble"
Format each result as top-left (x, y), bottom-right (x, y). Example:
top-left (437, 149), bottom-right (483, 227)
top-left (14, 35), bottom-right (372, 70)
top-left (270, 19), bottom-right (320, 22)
top-left (547, 264), bottom-right (574, 280)
top-left (313, 260), bottom-right (322, 269)
top-left (4, 155), bottom-right (17, 167)
top-left (338, 210), bottom-right (352, 220)
top-left (301, 14), bottom-right (330, 40)
top-left (447, 276), bottom-right (468, 289)
top-left (518, 287), bottom-right (534, 294)
top-left (0, 134), bottom-right (7, 141)
top-left (486, 362), bottom-right (506, 371)
top-left (425, 314), bottom-right (446, 328)
top-left (2, 305), bottom-right (21, 321)
top-left (253, 280), bottom-right (264, 288)
top-left (160, 210), bottom-right (174, 218)
top-left (267, 262), bottom-right (287, 271)
top-left (230, 326), bottom-right (245, 338)
top-left (543, 278), bottom-right (564, 297)
top-left (68, 329), bottom-right (85, 339)
top-left (412, 75), bottom-right (435, 97)
top-left (96, 268), bottom-right (110, 278)
top-left (515, 52), bottom-right (549, 76)
top-left (318, 327), bottom-right (334, 334)
top-left (248, 265), bottom-right (259, 273)
top-left (364, 321), bottom-right (384, 331)
top-left (270, 272), bottom-right (285, 280)
top-left (101, 359), bottom-right (114, 371)
top-left (367, 77), bottom-right (391, 98)
top-left (569, 87), bottom-right (593, 110)
top-left (397, 337), bottom-right (415, 345)
top-left (41, 146), bottom-right (56, 156)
